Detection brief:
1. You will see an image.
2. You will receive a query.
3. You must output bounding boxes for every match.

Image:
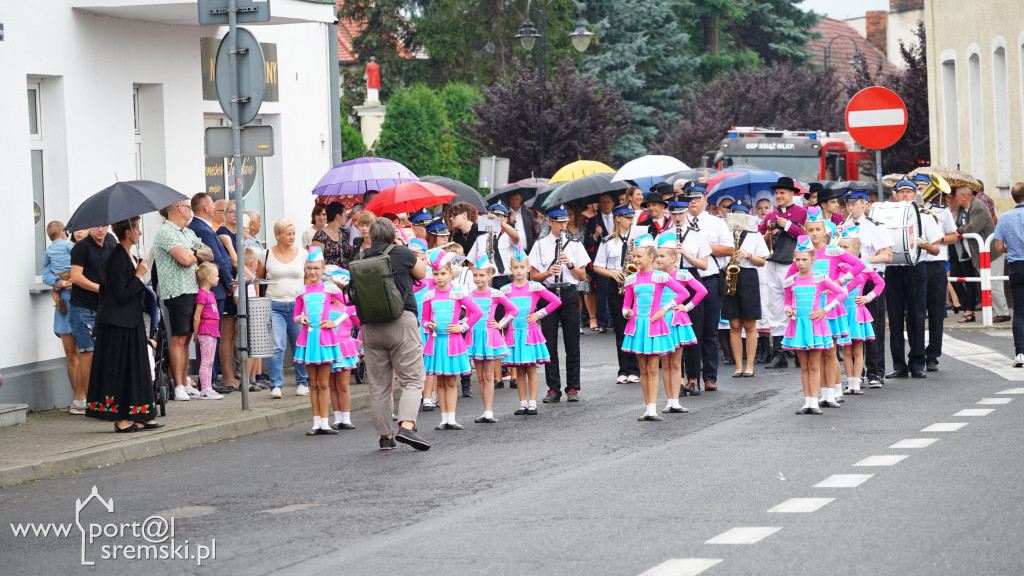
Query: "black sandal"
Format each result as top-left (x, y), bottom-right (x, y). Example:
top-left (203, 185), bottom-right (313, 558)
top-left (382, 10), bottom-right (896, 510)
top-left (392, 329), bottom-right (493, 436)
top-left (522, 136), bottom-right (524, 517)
top-left (114, 423), bottom-right (138, 433)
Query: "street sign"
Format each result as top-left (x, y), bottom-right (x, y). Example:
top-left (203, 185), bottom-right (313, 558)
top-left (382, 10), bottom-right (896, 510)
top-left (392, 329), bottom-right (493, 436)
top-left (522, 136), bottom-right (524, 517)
top-left (198, 0), bottom-right (270, 26)
top-left (845, 87), bottom-right (908, 150)
top-left (215, 27), bottom-right (266, 125)
top-left (205, 126), bottom-right (274, 157)
top-left (479, 157), bottom-right (510, 190)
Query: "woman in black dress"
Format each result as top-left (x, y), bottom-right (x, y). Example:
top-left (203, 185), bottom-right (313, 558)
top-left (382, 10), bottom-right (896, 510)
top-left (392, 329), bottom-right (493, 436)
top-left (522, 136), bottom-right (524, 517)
top-left (85, 217), bottom-right (164, 432)
top-left (311, 202), bottom-right (353, 267)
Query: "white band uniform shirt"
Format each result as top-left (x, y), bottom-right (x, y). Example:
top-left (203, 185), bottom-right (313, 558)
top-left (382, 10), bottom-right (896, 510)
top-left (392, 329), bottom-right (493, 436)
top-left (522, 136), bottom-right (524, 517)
top-left (528, 233), bottom-right (590, 287)
top-left (690, 212), bottom-right (731, 276)
top-left (467, 232), bottom-right (520, 278)
top-left (672, 225), bottom-right (713, 271)
top-left (734, 230), bottom-right (770, 268)
top-left (594, 235), bottom-right (627, 273)
top-left (849, 216), bottom-right (894, 272)
top-left (920, 204), bottom-right (957, 262)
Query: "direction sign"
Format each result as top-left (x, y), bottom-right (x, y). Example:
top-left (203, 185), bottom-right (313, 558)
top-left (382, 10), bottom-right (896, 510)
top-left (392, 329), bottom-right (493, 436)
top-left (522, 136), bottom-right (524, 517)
top-left (198, 0), bottom-right (271, 26)
top-left (845, 87), bottom-right (908, 150)
top-left (205, 126), bottom-right (274, 157)
top-left (215, 27), bottom-right (266, 126)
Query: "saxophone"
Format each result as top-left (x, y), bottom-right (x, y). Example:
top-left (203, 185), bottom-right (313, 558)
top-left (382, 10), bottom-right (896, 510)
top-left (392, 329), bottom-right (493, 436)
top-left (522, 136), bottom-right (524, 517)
top-left (486, 229), bottom-right (496, 265)
top-left (725, 229), bottom-right (742, 297)
top-left (619, 234), bottom-right (636, 295)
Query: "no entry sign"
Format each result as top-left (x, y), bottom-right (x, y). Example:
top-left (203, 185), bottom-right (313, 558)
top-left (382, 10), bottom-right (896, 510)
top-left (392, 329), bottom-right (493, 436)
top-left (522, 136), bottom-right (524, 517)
top-left (845, 87), bottom-right (908, 150)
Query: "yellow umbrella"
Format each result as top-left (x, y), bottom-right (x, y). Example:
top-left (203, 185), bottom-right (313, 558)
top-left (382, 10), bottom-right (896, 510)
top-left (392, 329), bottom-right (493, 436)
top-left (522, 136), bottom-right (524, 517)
top-left (548, 160), bottom-right (615, 184)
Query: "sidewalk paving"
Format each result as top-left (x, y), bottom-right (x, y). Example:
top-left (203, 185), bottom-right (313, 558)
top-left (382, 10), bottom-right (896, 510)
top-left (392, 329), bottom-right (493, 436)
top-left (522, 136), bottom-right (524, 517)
top-left (0, 382), bottom-right (372, 489)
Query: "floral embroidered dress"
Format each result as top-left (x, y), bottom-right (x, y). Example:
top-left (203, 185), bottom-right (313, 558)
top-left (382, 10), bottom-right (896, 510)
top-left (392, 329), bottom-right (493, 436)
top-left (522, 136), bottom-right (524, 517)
top-left (293, 282), bottom-right (343, 364)
top-left (501, 281), bottom-right (562, 366)
top-left (621, 270), bottom-right (690, 355)
top-left (422, 288), bottom-right (484, 376)
top-left (466, 288), bottom-right (520, 361)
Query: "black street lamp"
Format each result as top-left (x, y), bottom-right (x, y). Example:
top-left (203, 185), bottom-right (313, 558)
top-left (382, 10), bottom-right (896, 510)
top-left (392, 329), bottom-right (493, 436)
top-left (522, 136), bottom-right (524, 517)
top-left (823, 34), bottom-right (864, 69)
top-left (515, 0), bottom-right (594, 174)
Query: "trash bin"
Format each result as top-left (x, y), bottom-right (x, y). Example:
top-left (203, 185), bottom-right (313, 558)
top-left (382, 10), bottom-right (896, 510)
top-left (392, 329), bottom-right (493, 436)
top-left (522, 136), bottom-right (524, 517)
top-left (247, 296), bottom-right (275, 358)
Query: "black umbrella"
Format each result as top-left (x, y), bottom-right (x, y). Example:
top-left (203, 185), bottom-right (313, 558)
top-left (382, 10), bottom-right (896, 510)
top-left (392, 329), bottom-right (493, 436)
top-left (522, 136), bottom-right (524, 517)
top-left (418, 176), bottom-right (487, 212)
top-left (542, 172), bottom-right (628, 209)
top-left (66, 180), bottom-right (188, 231)
top-left (525, 183), bottom-right (561, 211)
top-left (484, 178), bottom-right (549, 204)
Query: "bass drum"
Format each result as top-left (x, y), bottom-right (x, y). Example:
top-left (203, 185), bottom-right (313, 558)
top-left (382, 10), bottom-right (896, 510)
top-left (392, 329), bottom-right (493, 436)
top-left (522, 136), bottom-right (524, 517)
top-left (869, 201), bottom-right (921, 266)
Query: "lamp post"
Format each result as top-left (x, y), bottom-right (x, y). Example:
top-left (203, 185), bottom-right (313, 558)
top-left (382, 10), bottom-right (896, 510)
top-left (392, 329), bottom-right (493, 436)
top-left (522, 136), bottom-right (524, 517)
top-left (515, 0), bottom-right (594, 175)
top-left (823, 34), bottom-right (864, 69)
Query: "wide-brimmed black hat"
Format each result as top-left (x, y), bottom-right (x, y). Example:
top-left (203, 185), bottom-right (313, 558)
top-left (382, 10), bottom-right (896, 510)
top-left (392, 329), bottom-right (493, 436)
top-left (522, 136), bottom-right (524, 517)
top-left (815, 185), bottom-right (846, 205)
top-left (651, 182), bottom-right (674, 197)
top-left (807, 182), bottom-right (825, 195)
top-left (641, 192), bottom-right (668, 208)
top-left (769, 176), bottom-right (800, 193)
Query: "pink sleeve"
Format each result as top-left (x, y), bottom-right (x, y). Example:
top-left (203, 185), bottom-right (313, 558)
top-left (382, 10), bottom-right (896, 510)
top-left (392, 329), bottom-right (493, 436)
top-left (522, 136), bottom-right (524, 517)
top-left (821, 278), bottom-right (849, 308)
top-left (422, 297), bottom-right (434, 324)
top-left (348, 305), bottom-right (361, 330)
top-left (537, 287), bottom-right (562, 315)
top-left (838, 251), bottom-right (866, 277)
top-left (496, 293), bottom-right (520, 319)
top-left (867, 269), bottom-right (885, 297)
top-left (844, 272), bottom-right (866, 295)
top-left (623, 281), bottom-right (635, 315)
top-left (461, 294), bottom-right (484, 328)
top-left (663, 276), bottom-right (690, 306)
top-left (785, 284), bottom-right (795, 308)
top-left (685, 275), bottom-right (708, 307)
top-left (293, 292), bottom-right (305, 322)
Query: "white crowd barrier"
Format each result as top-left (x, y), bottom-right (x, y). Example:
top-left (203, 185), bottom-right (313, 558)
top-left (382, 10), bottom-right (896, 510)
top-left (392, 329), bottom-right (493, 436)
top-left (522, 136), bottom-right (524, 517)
top-left (947, 232), bottom-right (1009, 327)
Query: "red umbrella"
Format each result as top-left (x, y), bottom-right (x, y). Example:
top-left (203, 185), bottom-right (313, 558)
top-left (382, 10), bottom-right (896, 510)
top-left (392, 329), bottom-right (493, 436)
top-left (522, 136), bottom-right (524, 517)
top-left (363, 182), bottom-right (456, 216)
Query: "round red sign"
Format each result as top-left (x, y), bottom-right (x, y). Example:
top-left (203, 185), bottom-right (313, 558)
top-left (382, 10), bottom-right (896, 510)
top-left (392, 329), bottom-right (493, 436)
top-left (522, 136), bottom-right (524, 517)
top-left (845, 87), bottom-right (908, 150)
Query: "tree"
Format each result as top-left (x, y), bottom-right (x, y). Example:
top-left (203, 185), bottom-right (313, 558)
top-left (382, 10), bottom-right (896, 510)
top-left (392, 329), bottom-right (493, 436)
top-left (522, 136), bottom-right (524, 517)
top-left (375, 85), bottom-right (458, 178)
top-left (408, 0), bottom-right (518, 86)
top-left (465, 59), bottom-right (632, 181)
top-left (654, 61), bottom-right (845, 166)
top-left (438, 83), bottom-right (483, 185)
top-left (340, 114), bottom-right (368, 162)
top-left (338, 0), bottom-right (419, 103)
top-left (581, 0), bottom-right (699, 162)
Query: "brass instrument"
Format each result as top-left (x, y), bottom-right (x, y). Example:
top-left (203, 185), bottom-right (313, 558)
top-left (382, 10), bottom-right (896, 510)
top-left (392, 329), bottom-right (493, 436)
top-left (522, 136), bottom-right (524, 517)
top-left (486, 229), bottom-right (496, 267)
top-left (725, 230), bottom-right (742, 296)
top-left (618, 234), bottom-right (637, 295)
top-left (920, 173), bottom-right (951, 205)
top-left (829, 214), bottom-right (855, 246)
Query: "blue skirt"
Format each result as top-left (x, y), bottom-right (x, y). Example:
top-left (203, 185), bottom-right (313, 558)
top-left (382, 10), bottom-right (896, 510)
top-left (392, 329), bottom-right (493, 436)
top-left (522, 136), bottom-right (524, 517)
top-left (669, 323), bottom-right (697, 347)
top-left (331, 354), bottom-right (360, 373)
top-left (467, 327), bottom-right (509, 361)
top-left (845, 311), bottom-right (875, 342)
top-left (782, 318), bottom-right (834, 351)
top-left (505, 329), bottom-right (550, 366)
top-left (425, 334), bottom-right (473, 376)
top-left (622, 315), bottom-right (679, 356)
top-left (294, 342), bottom-right (342, 365)
top-left (827, 314), bottom-right (851, 346)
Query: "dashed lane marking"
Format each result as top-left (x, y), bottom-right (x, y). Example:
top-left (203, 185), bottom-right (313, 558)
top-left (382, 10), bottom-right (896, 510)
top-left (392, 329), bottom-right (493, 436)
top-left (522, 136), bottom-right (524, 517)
top-left (890, 438), bottom-right (938, 449)
top-left (814, 474), bottom-right (874, 488)
top-left (854, 455), bottom-right (908, 466)
top-left (922, 422), bottom-right (969, 432)
top-left (638, 558), bottom-right (723, 576)
top-left (941, 334), bottom-right (1024, 381)
top-left (705, 527), bottom-right (782, 545)
top-left (768, 498), bottom-right (835, 513)
top-left (954, 408), bottom-right (995, 417)
top-left (997, 388), bottom-right (1024, 394)
top-left (978, 398), bottom-right (1013, 405)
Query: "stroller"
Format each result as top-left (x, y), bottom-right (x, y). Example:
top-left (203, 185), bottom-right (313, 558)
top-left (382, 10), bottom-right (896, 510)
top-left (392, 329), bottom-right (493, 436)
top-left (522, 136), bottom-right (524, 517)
top-left (142, 285), bottom-right (173, 416)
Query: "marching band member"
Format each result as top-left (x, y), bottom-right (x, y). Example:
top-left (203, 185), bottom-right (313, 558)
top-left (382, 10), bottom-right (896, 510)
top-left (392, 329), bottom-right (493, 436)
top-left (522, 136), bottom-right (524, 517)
top-left (654, 231), bottom-right (708, 414)
top-left (503, 246), bottom-right (563, 415)
top-left (467, 254), bottom-right (520, 424)
top-left (885, 180), bottom-right (944, 380)
top-left (637, 183), bottom-right (673, 235)
top-left (835, 228), bottom-right (886, 396)
top-left (621, 234), bottom-right (692, 421)
top-left (421, 249), bottom-right (484, 431)
top-left (529, 204), bottom-right (590, 404)
top-left (782, 236), bottom-right (848, 415)
top-left (666, 192), bottom-right (712, 395)
top-left (592, 203), bottom-right (642, 384)
top-left (721, 200), bottom-right (769, 377)
top-left (841, 190), bottom-right (893, 388)
top-left (425, 217), bottom-right (451, 250)
top-left (915, 175), bottom-right (960, 372)
top-left (759, 177), bottom-right (808, 370)
top-left (812, 183), bottom-right (846, 225)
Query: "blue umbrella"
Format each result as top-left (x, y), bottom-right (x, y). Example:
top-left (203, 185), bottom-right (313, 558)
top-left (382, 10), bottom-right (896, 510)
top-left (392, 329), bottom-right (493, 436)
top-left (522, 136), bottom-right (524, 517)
top-left (707, 169), bottom-right (786, 206)
top-left (627, 176), bottom-right (665, 194)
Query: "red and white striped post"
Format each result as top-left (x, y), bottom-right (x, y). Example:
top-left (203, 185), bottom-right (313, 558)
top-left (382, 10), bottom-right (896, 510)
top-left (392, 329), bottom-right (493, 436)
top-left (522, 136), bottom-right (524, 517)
top-left (949, 233), bottom-right (1009, 327)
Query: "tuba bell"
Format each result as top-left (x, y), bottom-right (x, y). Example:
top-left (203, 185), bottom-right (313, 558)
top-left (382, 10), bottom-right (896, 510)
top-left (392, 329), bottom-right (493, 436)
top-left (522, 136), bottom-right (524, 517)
top-left (921, 173), bottom-right (951, 205)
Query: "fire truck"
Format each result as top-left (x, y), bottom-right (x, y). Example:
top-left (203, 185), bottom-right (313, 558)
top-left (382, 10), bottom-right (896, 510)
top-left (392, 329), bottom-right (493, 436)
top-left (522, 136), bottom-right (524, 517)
top-left (700, 127), bottom-right (872, 182)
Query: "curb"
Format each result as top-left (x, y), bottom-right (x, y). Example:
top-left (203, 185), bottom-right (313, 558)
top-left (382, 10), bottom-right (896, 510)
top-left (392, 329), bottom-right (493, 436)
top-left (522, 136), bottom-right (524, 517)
top-left (0, 390), bottom-right (373, 489)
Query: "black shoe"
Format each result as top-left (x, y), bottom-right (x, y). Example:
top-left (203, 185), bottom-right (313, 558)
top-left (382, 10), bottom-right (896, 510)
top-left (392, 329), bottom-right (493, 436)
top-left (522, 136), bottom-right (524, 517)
top-left (474, 416), bottom-right (498, 424)
top-left (885, 369), bottom-right (909, 379)
top-left (331, 422), bottom-right (356, 430)
top-left (910, 370), bottom-right (927, 379)
top-left (845, 388), bottom-right (864, 395)
top-left (305, 428), bottom-right (319, 436)
top-left (819, 399), bottom-right (841, 408)
top-left (494, 381), bottom-right (505, 389)
top-left (796, 407), bottom-right (812, 415)
top-left (395, 427), bottom-right (430, 451)
top-left (446, 422), bottom-right (465, 431)
top-left (566, 390), bottom-right (579, 402)
top-left (638, 413), bottom-right (664, 421)
top-left (542, 391), bottom-right (560, 403)
top-left (114, 423), bottom-right (139, 433)
top-left (732, 371), bottom-right (743, 378)
top-left (316, 427), bottom-right (340, 435)
top-left (765, 354), bottom-right (788, 369)
top-left (379, 436), bottom-right (397, 450)
top-left (808, 406), bottom-right (823, 415)
top-left (136, 421), bottom-right (165, 430)
top-left (526, 407), bottom-right (538, 415)
top-left (835, 395), bottom-right (845, 403)
top-left (722, 356), bottom-right (735, 365)
top-left (212, 384), bottom-right (234, 394)
top-left (462, 386), bottom-right (473, 398)
top-left (925, 361), bottom-right (938, 372)
top-left (509, 378), bottom-right (517, 389)
top-left (421, 400), bottom-right (434, 412)
top-left (867, 375), bottom-right (883, 388)
top-left (513, 406), bottom-right (528, 415)
top-left (685, 382), bottom-right (701, 396)
top-left (599, 327), bottom-right (608, 334)
top-left (662, 406), bottom-right (689, 413)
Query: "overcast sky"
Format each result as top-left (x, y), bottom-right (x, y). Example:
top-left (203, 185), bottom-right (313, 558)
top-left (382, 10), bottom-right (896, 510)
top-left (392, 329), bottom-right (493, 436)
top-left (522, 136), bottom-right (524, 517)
top-left (799, 0), bottom-right (890, 20)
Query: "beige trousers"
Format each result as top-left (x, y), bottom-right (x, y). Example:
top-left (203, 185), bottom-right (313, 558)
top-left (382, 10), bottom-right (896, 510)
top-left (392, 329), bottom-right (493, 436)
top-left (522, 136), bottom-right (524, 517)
top-left (361, 311), bottom-right (425, 435)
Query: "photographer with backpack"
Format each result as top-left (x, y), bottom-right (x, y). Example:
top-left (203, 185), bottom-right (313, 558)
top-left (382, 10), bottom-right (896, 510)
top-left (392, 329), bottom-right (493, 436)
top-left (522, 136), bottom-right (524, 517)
top-left (349, 217), bottom-right (430, 451)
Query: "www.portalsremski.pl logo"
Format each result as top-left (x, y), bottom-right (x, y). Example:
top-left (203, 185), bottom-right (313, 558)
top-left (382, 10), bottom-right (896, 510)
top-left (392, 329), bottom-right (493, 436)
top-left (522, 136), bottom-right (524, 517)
top-left (8, 486), bottom-right (216, 566)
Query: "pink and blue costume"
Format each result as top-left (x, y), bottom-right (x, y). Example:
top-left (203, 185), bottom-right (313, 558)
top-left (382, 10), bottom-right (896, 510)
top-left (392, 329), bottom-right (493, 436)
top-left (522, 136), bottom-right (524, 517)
top-left (782, 237), bottom-right (849, 351)
top-left (422, 287), bottom-right (484, 375)
top-left (501, 281), bottom-right (561, 366)
top-left (466, 255), bottom-right (520, 360)
top-left (621, 235), bottom-right (692, 355)
top-left (409, 239), bottom-right (433, 346)
top-left (836, 227), bottom-right (885, 343)
top-left (293, 282), bottom-right (345, 365)
top-left (325, 268), bottom-right (361, 372)
top-left (655, 232), bottom-right (709, 347)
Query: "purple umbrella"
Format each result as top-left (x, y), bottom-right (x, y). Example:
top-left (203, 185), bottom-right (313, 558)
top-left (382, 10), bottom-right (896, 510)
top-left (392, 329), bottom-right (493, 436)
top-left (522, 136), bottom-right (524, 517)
top-left (312, 157), bottom-right (419, 196)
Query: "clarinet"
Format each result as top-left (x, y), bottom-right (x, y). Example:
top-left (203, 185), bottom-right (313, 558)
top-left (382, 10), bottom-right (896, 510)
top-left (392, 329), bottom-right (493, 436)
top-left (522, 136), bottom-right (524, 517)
top-left (553, 231), bottom-right (565, 295)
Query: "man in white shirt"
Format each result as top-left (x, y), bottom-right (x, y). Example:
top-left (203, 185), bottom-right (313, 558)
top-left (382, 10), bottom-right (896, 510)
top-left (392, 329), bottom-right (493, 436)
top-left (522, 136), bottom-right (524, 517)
top-left (917, 182), bottom-right (959, 371)
top-left (529, 204), bottom-right (591, 403)
top-left (667, 197), bottom-right (712, 394)
top-left (682, 182), bottom-right (734, 392)
top-left (592, 204), bottom-right (641, 383)
top-left (507, 191), bottom-right (537, 253)
top-left (466, 201), bottom-right (521, 290)
top-left (843, 190), bottom-right (893, 387)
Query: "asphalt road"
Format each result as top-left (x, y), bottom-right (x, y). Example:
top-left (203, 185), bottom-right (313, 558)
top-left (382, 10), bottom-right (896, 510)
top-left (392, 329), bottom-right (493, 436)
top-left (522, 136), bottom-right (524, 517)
top-left (2, 326), bottom-right (1022, 576)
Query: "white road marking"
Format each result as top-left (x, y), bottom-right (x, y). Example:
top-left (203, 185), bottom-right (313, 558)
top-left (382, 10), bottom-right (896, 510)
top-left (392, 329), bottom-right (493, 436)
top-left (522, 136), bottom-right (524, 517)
top-left (941, 335), bottom-right (1024, 381)
top-left (638, 558), bottom-right (723, 576)
top-left (854, 455), bottom-right (908, 466)
top-left (706, 527), bottom-right (782, 545)
top-left (922, 422), bottom-right (969, 432)
top-left (768, 498), bottom-right (835, 513)
top-left (978, 398), bottom-right (1013, 405)
top-left (814, 474), bottom-right (874, 488)
top-left (954, 408), bottom-right (995, 416)
top-left (997, 388), bottom-right (1024, 394)
top-left (890, 438), bottom-right (938, 449)
top-left (257, 503), bottom-right (319, 514)
top-left (848, 108), bottom-right (906, 128)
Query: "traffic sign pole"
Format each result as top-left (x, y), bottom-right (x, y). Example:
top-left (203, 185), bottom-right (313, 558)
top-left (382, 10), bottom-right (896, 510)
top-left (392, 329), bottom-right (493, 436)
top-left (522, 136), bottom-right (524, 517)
top-left (228, 0), bottom-right (251, 412)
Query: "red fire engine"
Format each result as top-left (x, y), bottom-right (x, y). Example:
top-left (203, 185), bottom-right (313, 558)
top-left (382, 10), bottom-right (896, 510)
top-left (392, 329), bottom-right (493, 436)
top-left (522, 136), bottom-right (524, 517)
top-left (700, 127), bottom-right (872, 182)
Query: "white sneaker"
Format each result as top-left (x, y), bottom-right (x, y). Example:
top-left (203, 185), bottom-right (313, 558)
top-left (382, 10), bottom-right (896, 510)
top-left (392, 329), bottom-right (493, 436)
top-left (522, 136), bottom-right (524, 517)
top-left (430, 391), bottom-right (439, 404)
top-left (296, 384), bottom-right (309, 396)
top-left (68, 404), bottom-right (86, 415)
top-left (184, 384), bottom-right (201, 398)
top-left (1014, 354), bottom-right (1024, 368)
top-left (174, 386), bottom-right (190, 401)
top-left (270, 387), bottom-right (282, 399)
top-left (626, 375), bottom-right (640, 383)
top-left (199, 389), bottom-right (224, 400)
top-left (615, 375), bottom-right (628, 384)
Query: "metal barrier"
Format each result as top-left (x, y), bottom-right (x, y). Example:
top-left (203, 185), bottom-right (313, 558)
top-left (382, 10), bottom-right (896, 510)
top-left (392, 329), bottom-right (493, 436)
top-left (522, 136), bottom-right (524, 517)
top-left (948, 232), bottom-right (1010, 327)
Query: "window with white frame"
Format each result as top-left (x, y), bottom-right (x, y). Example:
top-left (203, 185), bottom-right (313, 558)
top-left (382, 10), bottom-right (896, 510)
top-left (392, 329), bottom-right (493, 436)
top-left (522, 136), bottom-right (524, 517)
top-left (29, 80), bottom-right (47, 276)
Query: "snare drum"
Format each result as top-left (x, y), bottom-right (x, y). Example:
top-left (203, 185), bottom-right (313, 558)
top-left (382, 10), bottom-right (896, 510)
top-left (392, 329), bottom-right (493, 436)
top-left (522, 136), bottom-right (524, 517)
top-left (869, 201), bottom-right (921, 266)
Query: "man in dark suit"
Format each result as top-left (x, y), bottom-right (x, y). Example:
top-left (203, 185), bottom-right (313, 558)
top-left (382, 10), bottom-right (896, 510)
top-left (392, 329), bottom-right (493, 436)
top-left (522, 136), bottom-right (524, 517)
top-left (585, 193), bottom-right (616, 331)
top-left (636, 184), bottom-right (672, 236)
top-left (189, 193), bottom-right (236, 393)
top-left (507, 191), bottom-right (537, 253)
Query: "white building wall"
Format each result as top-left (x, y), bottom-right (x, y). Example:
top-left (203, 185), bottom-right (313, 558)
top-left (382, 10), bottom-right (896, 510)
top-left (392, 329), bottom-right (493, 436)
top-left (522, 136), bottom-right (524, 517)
top-left (0, 1), bottom-right (336, 403)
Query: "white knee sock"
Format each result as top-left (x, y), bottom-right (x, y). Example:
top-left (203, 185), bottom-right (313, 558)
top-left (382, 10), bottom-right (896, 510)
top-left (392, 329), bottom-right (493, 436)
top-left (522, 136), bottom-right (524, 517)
top-left (341, 411), bottom-right (351, 424)
top-left (334, 411), bottom-right (343, 424)
top-left (804, 396), bottom-right (816, 408)
top-left (822, 387), bottom-right (834, 402)
top-left (312, 416), bottom-right (322, 429)
top-left (520, 400), bottom-right (529, 408)
top-left (646, 403), bottom-right (657, 415)
top-left (667, 398), bottom-right (680, 409)
top-left (834, 383), bottom-right (843, 396)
